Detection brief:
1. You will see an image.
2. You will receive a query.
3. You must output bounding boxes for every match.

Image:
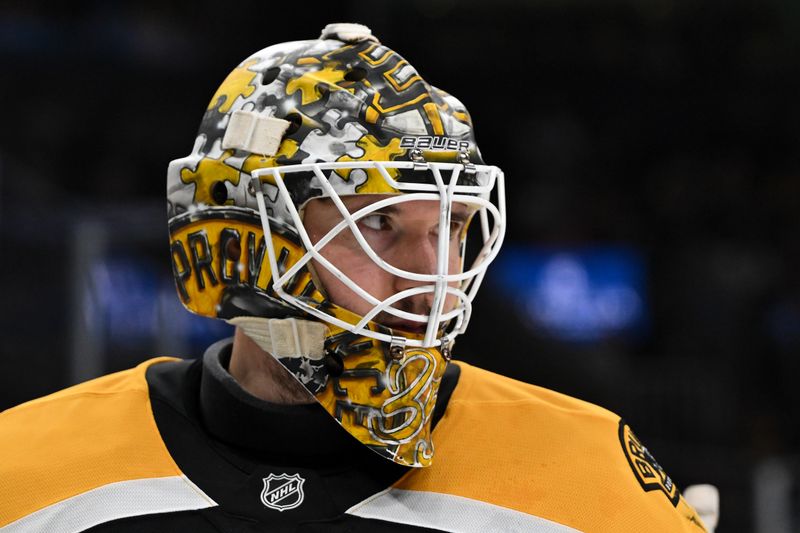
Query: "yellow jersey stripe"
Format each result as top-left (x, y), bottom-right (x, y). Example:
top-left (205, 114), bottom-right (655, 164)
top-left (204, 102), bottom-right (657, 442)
top-left (0, 358), bottom-right (183, 525)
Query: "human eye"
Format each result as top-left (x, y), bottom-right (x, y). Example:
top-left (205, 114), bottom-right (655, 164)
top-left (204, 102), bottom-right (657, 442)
top-left (440, 214), bottom-right (471, 241)
top-left (429, 219), bottom-right (465, 242)
top-left (449, 220), bottom-right (466, 239)
top-left (359, 213), bottom-right (391, 232)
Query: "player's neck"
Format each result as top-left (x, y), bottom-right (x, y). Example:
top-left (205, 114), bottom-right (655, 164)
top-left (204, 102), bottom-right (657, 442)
top-left (228, 327), bottom-right (315, 405)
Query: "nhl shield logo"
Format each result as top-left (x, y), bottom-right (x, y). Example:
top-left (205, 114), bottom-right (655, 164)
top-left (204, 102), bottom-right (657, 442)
top-left (260, 473), bottom-right (306, 512)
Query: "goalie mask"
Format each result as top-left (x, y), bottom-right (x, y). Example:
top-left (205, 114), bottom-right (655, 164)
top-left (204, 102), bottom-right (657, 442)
top-left (167, 23), bottom-right (506, 467)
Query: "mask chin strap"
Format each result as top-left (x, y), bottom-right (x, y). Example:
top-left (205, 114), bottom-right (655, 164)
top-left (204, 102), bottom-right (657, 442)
top-left (227, 316), bottom-right (327, 360)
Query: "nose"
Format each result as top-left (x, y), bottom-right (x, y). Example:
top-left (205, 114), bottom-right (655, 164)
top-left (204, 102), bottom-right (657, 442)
top-left (390, 231), bottom-right (439, 311)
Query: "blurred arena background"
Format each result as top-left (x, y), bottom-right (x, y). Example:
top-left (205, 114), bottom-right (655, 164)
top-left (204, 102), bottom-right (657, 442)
top-left (1, 1), bottom-right (799, 531)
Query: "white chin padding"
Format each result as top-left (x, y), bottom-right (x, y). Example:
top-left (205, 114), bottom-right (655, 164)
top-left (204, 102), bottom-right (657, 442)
top-left (228, 316), bottom-right (327, 360)
top-left (683, 484), bottom-right (719, 532)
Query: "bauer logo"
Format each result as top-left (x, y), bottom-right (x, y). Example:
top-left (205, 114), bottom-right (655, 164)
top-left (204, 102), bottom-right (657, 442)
top-left (260, 473), bottom-right (306, 512)
top-left (400, 136), bottom-right (470, 151)
top-left (619, 420), bottom-right (681, 507)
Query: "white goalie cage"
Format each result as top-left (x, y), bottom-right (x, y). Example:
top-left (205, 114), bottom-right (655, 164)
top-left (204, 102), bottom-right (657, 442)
top-left (250, 160), bottom-right (506, 349)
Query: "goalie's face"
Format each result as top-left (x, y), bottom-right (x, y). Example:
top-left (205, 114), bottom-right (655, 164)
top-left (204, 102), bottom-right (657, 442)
top-left (304, 195), bottom-right (472, 335)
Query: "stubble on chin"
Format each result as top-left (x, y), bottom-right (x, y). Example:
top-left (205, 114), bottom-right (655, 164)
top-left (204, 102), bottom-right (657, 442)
top-left (262, 353), bottom-right (317, 404)
top-left (230, 327), bottom-right (315, 405)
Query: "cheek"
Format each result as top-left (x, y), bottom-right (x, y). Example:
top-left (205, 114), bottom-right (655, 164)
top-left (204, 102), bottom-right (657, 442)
top-left (312, 242), bottom-right (393, 308)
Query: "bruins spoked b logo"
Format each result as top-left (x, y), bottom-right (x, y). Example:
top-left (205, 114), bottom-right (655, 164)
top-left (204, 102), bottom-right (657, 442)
top-left (260, 473), bottom-right (306, 512)
top-left (618, 420), bottom-right (681, 507)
